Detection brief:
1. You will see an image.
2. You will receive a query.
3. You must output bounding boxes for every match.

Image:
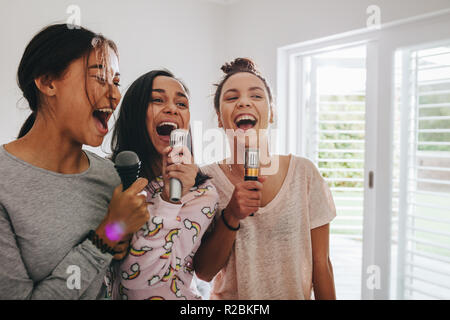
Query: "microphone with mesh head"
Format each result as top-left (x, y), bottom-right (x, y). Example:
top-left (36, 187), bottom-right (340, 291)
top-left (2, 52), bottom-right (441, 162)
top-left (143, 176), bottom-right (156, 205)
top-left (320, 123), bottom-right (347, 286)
top-left (107, 151), bottom-right (143, 242)
top-left (169, 129), bottom-right (189, 202)
top-left (245, 148), bottom-right (259, 216)
top-left (244, 148), bottom-right (259, 181)
top-left (115, 151), bottom-right (142, 191)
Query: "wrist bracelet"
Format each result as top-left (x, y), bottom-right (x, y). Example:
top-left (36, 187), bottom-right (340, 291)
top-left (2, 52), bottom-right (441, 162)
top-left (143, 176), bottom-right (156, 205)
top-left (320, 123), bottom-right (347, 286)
top-left (221, 209), bottom-right (240, 231)
top-left (87, 230), bottom-right (117, 255)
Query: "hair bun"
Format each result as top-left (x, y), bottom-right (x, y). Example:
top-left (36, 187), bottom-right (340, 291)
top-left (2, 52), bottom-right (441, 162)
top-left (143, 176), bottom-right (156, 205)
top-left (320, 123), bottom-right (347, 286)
top-left (221, 57), bottom-right (258, 75)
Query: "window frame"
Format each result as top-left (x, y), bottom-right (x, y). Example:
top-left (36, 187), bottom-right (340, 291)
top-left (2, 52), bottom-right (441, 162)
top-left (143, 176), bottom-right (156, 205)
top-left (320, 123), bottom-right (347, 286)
top-left (277, 9), bottom-right (450, 299)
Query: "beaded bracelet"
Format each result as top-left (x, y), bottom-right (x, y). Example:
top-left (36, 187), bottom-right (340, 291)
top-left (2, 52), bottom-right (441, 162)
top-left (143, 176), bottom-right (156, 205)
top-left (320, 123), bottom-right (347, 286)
top-left (87, 230), bottom-right (117, 255)
top-left (221, 209), bottom-right (240, 231)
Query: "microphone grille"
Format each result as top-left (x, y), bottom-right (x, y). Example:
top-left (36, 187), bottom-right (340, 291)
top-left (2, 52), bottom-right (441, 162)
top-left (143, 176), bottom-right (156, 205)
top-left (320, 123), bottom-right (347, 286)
top-left (170, 129), bottom-right (189, 147)
top-left (245, 148), bottom-right (259, 168)
top-left (115, 151), bottom-right (140, 167)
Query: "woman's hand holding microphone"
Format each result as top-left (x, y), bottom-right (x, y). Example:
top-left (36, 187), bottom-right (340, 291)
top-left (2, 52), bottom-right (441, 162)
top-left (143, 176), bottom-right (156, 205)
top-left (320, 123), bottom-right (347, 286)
top-left (222, 176), bottom-right (267, 229)
top-left (96, 177), bottom-right (149, 259)
top-left (95, 145), bottom-right (198, 260)
top-left (161, 145), bottom-right (198, 203)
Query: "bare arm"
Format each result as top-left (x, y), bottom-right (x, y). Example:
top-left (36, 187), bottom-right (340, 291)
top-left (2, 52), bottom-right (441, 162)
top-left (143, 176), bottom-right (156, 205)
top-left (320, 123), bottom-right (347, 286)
top-left (194, 177), bottom-right (266, 282)
top-left (311, 223), bottom-right (336, 300)
top-left (193, 208), bottom-right (239, 282)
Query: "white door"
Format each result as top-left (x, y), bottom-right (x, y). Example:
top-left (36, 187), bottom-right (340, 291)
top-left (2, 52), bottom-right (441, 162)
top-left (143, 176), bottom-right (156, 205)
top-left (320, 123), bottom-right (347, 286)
top-left (300, 45), bottom-right (368, 299)
top-left (278, 9), bottom-right (450, 299)
top-left (393, 43), bottom-right (450, 299)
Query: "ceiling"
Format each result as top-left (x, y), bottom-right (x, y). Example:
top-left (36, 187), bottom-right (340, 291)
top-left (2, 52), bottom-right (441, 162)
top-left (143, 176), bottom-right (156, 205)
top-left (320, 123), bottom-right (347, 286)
top-left (202, 0), bottom-right (241, 5)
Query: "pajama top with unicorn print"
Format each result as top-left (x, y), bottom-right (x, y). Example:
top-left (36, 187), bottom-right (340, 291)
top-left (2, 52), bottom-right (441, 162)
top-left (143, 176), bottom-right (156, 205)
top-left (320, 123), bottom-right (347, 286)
top-left (105, 177), bottom-right (219, 300)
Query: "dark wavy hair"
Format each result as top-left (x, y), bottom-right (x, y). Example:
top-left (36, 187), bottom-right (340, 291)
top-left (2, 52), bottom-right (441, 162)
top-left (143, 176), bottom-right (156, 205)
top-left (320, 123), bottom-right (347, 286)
top-left (16, 23), bottom-right (117, 138)
top-left (110, 69), bottom-right (209, 188)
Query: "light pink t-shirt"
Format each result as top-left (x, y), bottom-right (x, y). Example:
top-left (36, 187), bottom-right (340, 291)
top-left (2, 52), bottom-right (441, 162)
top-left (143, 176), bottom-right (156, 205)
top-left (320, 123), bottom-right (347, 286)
top-left (201, 155), bottom-right (336, 300)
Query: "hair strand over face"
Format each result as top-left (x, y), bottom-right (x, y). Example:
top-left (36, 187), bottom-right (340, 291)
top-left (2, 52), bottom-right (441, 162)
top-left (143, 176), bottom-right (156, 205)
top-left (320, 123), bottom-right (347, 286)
top-left (16, 23), bottom-right (118, 138)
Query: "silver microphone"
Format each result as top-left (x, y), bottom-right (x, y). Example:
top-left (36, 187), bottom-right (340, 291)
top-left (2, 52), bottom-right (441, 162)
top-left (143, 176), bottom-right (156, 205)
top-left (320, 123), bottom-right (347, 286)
top-left (169, 129), bottom-right (189, 202)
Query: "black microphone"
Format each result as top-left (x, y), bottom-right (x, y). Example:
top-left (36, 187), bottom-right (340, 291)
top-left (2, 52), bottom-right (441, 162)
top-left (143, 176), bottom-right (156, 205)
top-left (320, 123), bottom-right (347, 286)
top-left (106, 151), bottom-right (143, 243)
top-left (115, 151), bottom-right (141, 191)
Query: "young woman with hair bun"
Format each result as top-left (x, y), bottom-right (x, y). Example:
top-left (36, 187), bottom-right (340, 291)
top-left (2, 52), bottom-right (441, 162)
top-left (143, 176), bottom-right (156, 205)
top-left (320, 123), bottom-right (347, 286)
top-left (194, 57), bottom-right (337, 300)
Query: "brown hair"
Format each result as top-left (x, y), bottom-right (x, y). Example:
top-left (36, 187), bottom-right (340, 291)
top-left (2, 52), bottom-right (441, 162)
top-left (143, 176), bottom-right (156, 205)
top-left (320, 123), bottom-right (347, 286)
top-left (213, 57), bottom-right (273, 114)
top-left (17, 24), bottom-right (118, 138)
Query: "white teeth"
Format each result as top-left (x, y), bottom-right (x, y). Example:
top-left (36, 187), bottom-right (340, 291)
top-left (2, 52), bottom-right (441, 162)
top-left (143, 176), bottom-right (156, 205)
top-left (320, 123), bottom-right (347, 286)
top-left (157, 122), bottom-right (178, 129)
top-left (235, 114), bottom-right (256, 123)
top-left (97, 108), bottom-right (113, 113)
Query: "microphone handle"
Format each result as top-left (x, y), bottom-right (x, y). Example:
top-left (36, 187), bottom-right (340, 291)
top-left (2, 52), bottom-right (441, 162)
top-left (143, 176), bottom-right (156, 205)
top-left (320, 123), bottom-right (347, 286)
top-left (244, 176), bottom-right (258, 217)
top-left (122, 176), bottom-right (136, 191)
top-left (117, 166), bottom-right (140, 191)
top-left (169, 178), bottom-right (182, 202)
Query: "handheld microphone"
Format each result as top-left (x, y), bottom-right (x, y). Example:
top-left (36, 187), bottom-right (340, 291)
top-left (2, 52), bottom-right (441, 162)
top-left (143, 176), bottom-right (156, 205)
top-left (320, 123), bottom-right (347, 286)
top-left (169, 129), bottom-right (189, 202)
top-left (115, 151), bottom-right (141, 191)
top-left (244, 148), bottom-right (259, 181)
top-left (245, 148), bottom-right (259, 216)
top-left (108, 151), bottom-right (142, 242)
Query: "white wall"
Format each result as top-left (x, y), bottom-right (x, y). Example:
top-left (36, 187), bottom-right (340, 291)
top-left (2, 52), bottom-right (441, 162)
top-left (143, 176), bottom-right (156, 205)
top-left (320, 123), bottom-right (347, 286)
top-left (1, 0), bottom-right (450, 157)
top-left (222, 0), bottom-right (450, 102)
top-left (0, 0), bottom-right (226, 155)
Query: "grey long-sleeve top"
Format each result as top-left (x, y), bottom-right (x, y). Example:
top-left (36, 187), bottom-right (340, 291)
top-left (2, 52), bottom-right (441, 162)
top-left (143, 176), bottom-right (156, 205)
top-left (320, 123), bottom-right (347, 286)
top-left (0, 145), bottom-right (121, 299)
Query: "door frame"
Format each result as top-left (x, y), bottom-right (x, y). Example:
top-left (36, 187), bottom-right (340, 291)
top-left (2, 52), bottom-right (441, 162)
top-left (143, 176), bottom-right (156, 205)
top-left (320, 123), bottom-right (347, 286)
top-left (277, 8), bottom-right (450, 299)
